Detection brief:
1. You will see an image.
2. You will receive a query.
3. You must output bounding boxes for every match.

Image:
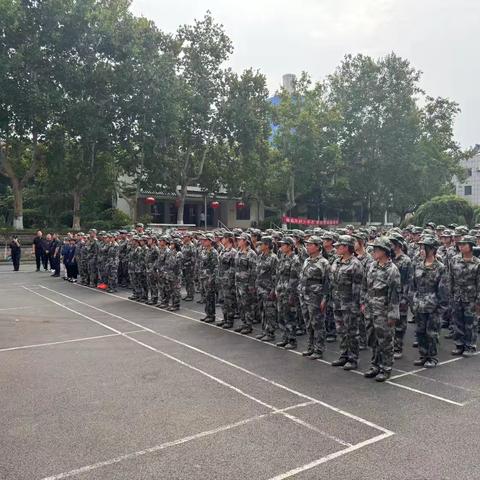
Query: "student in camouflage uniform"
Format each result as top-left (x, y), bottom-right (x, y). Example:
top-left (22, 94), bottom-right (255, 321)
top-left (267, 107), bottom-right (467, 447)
top-left (390, 233), bottom-right (413, 359)
top-left (128, 237), bottom-right (139, 300)
top-left (329, 235), bottom-right (363, 370)
top-left (134, 236), bottom-right (148, 302)
top-left (298, 235), bottom-right (330, 359)
top-left (217, 232), bottom-right (237, 328)
top-left (293, 230), bottom-right (308, 336)
top-left (145, 236), bottom-right (160, 305)
top-left (199, 233), bottom-right (218, 323)
top-left (276, 237), bottom-right (300, 350)
top-left (449, 235), bottom-right (480, 356)
top-left (86, 229), bottom-right (99, 287)
top-left (156, 237), bottom-right (170, 307)
top-left (410, 236), bottom-right (449, 367)
top-left (96, 232), bottom-right (107, 285)
top-left (361, 237), bottom-right (401, 382)
top-left (105, 233), bottom-right (120, 292)
top-left (76, 233), bottom-right (88, 285)
top-left (234, 233), bottom-right (257, 334)
top-left (322, 232), bottom-right (338, 342)
top-left (118, 231), bottom-right (129, 288)
top-left (181, 233), bottom-right (196, 301)
top-left (255, 236), bottom-right (278, 342)
top-left (353, 232), bottom-right (373, 350)
top-left (165, 238), bottom-right (183, 311)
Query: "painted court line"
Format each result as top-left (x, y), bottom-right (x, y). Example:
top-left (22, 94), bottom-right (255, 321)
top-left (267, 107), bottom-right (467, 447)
top-left (389, 357), bottom-right (464, 380)
top-left (0, 306), bottom-right (35, 312)
top-left (69, 283), bottom-right (466, 407)
top-left (41, 401), bottom-right (315, 480)
top-left (39, 285), bottom-right (394, 437)
top-left (24, 287), bottom-right (354, 449)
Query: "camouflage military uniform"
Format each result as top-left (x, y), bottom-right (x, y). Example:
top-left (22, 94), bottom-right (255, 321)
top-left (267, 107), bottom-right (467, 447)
top-left (118, 239), bottom-right (129, 287)
top-left (276, 252), bottom-right (300, 344)
top-left (86, 238), bottom-right (99, 287)
top-left (127, 243), bottom-right (138, 299)
top-left (449, 253), bottom-right (480, 354)
top-left (330, 255), bottom-right (363, 363)
top-left (410, 258), bottom-right (449, 363)
top-left (106, 241), bottom-right (120, 292)
top-left (392, 252), bottom-right (412, 354)
top-left (362, 259), bottom-right (401, 374)
top-left (97, 240), bottom-right (107, 284)
top-left (234, 247), bottom-right (257, 331)
top-left (165, 247), bottom-right (183, 309)
top-left (256, 250), bottom-right (278, 337)
top-left (181, 241), bottom-right (196, 299)
top-left (76, 240), bottom-right (88, 285)
top-left (323, 247), bottom-right (338, 341)
top-left (218, 246), bottom-right (238, 327)
top-left (356, 252), bottom-right (374, 348)
top-left (145, 244), bottom-right (160, 304)
top-left (298, 254), bottom-right (330, 354)
top-left (199, 246), bottom-right (218, 320)
top-left (155, 245), bottom-right (169, 305)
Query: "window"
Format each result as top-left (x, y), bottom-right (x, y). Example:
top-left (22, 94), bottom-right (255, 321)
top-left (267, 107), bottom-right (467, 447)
top-left (236, 205), bottom-right (251, 220)
top-left (465, 186), bottom-right (472, 196)
top-left (467, 168), bottom-right (472, 177)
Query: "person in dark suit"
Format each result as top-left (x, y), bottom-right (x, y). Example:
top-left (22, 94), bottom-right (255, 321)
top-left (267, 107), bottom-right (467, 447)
top-left (10, 235), bottom-right (21, 271)
top-left (32, 230), bottom-right (47, 271)
top-left (50, 233), bottom-right (62, 277)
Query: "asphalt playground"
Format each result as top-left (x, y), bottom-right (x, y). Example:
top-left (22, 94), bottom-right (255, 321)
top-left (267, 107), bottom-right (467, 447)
top-left (1, 263), bottom-right (480, 480)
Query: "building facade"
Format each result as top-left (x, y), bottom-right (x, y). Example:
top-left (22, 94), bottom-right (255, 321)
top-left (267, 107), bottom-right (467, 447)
top-left (454, 151), bottom-right (480, 205)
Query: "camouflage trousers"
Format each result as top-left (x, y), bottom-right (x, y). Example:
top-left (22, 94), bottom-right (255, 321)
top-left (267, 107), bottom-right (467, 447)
top-left (221, 282), bottom-right (236, 325)
top-left (415, 312), bottom-right (440, 361)
top-left (119, 259), bottom-right (129, 287)
top-left (277, 293), bottom-right (297, 342)
top-left (334, 309), bottom-right (359, 362)
top-left (366, 315), bottom-right (394, 372)
top-left (302, 299), bottom-right (326, 354)
top-left (129, 271), bottom-right (138, 297)
top-left (202, 277), bottom-right (216, 318)
top-left (295, 296), bottom-right (305, 332)
top-left (147, 271), bottom-right (158, 301)
top-left (258, 291), bottom-right (277, 335)
top-left (87, 260), bottom-right (98, 287)
top-left (326, 305), bottom-right (336, 338)
top-left (453, 301), bottom-right (478, 352)
top-left (157, 274), bottom-right (167, 303)
top-left (97, 261), bottom-right (107, 284)
top-left (394, 301), bottom-right (409, 352)
top-left (107, 262), bottom-right (118, 290)
top-left (79, 261), bottom-right (89, 284)
top-left (166, 276), bottom-right (181, 308)
top-left (236, 284), bottom-right (255, 328)
top-left (359, 312), bottom-right (367, 347)
top-left (135, 272), bottom-right (148, 300)
top-left (182, 267), bottom-right (195, 298)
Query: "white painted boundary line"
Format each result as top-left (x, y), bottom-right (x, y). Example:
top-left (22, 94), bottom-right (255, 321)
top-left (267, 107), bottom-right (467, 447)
top-left (24, 286), bottom-right (354, 449)
top-left (68, 283), bottom-right (467, 407)
top-left (389, 357), bottom-right (464, 380)
top-left (0, 306), bottom-right (34, 312)
top-left (0, 330), bottom-right (147, 353)
top-left (41, 401), bottom-right (315, 480)
top-left (39, 285), bottom-right (394, 436)
top-left (266, 431), bottom-right (392, 480)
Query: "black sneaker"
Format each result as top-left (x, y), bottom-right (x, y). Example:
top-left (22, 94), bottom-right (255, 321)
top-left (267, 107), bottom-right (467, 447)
top-left (413, 358), bottom-right (425, 366)
top-left (276, 340), bottom-right (289, 348)
top-left (451, 347), bottom-right (464, 356)
top-left (284, 342), bottom-right (297, 350)
top-left (331, 358), bottom-right (348, 367)
top-left (364, 367), bottom-right (379, 378)
top-left (343, 361), bottom-right (358, 371)
top-left (310, 352), bottom-right (323, 360)
top-left (261, 334), bottom-right (275, 342)
top-left (375, 371), bottom-right (391, 382)
top-left (302, 349), bottom-right (314, 357)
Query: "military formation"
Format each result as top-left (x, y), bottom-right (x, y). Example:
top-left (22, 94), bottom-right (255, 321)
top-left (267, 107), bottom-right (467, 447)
top-left (59, 221), bottom-right (480, 382)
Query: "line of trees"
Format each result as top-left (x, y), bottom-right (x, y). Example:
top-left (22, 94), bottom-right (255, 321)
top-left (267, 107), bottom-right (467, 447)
top-left (0, 1), bottom-right (468, 230)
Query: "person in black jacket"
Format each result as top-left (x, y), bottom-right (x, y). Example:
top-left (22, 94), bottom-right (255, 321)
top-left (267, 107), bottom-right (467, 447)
top-left (50, 233), bottom-right (62, 277)
top-left (10, 236), bottom-right (21, 272)
top-left (32, 230), bottom-right (47, 271)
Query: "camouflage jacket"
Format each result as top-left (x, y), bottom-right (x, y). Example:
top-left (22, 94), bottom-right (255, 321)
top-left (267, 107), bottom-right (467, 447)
top-left (106, 242), bottom-right (119, 266)
top-left (127, 245), bottom-right (137, 272)
top-left (356, 252), bottom-right (374, 272)
top-left (323, 248), bottom-right (338, 265)
top-left (155, 247), bottom-right (169, 276)
top-left (329, 256), bottom-right (363, 312)
top-left (361, 260), bottom-right (401, 322)
top-left (275, 253), bottom-right (300, 297)
top-left (410, 258), bottom-right (449, 314)
top-left (407, 242), bottom-right (419, 260)
top-left (145, 245), bottom-right (159, 273)
top-left (199, 247), bottom-right (218, 282)
top-left (256, 251), bottom-right (278, 295)
top-left (75, 241), bottom-right (86, 263)
top-left (181, 242), bottom-right (196, 270)
top-left (165, 249), bottom-right (183, 279)
top-left (86, 238), bottom-right (99, 261)
top-left (234, 248), bottom-right (257, 288)
top-left (449, 254), bottom-right (480, 304)
top-left (295, 245), bottom-right (308, 265)
top-left (218, 247), bottom-right (237, 286)
top-left (392, 252), bottom-right (412, 305)
top-left (298, 254), bottom-right (330, 304)
top-left (134, 246), bottom-right (146, 273)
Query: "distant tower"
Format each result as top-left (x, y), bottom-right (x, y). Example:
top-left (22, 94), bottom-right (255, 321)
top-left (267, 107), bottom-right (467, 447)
top-left (282, 73), bottom-right (296, 93)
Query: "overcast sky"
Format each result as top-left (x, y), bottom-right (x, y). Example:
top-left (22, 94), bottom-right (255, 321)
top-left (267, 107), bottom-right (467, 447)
top-left (131, 0), bottom-right (478, 148)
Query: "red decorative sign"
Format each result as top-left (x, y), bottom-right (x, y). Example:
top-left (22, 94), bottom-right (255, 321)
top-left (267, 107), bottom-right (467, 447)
top-left (211, 201), bottom-right (220, 209)
top-left (144, 196), bottom-right (155, 205)
top-left (281, 216), bottom-right (339, 226)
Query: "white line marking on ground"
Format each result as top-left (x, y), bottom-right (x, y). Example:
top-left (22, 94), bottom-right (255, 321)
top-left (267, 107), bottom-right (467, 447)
top-left (0, 306), bottom-right (34, 311)
top-left (66, 283), bottom-right (467, 408)
top-left (41, 401), bottom-right (316, 480)
top-left (39, 285), bottom-right (394, 436)
top-left (0, 330), bottom-right (147, 353)
top-left (389, 357), bottom-right (464, 380)
top-left (26, 286), bottom-right (354, 449)
top-left (266, 431), bottom-right (393, 480)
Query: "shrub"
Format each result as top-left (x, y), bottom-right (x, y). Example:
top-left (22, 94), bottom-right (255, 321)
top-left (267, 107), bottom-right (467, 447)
top-left (414, 195), bottom-right (474, 227)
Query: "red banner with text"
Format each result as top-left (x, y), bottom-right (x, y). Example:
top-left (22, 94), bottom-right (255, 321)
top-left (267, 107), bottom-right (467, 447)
top-left (282, 216), bottom-right (340, 226)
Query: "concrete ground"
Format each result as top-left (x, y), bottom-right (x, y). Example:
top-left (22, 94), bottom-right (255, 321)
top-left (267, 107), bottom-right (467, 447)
top-left (1, 263), bottom-right (480, 480)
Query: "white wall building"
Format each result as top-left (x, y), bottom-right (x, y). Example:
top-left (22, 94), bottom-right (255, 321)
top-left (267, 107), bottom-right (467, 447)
top-left (454, 150), bottom-right (480, 205)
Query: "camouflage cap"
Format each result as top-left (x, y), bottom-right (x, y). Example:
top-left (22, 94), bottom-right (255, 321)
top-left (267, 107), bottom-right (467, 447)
top-left (135, 223), bottom-right (144, 228)
top-left (457, 235), bottom-right (476, 246)
top-left (436, 225), bottom-right (446, 231)
top-left (418, 236), bottom-right (440, 248)
top-left (322, 231), bottom-right (338, 242)
top-left (448, 223), bottom-right (459, 229)
top-left (411, 227), bottom-right (423, 235)
top-left (468, 229), bottom-right (478, 236)
top-left (171, 238), bottom-right (182, 247)
top-left (440, 229), bottom-right (453, 238)
top-left (132, 235), bottom-right (140, 241)
top-left (292, 229), bottom-right (305, 239)
top-left (203, 233), bottom-right (215, 242)
top-left (78, 232), bottom-right (85, 236)
top-left (368, 236), bottom-right (393, 252)
top-left (99, 230), bottom-right (107, 236)
top-left (425, 222), bottom-right (436, 229)
top-left (223, 231), bottom-right (234, 239)
top-left (88, 228), bottom-right (97, 234)
top-left (305, 235), bottom-right (323, 246)
top-left (454, 226), bottom-right (469, 236)
top-left (258, 235), bottom-right (273, 246)
top-left (278, 236), bottom-right (295, 247)
top-left (333, 235), bottom-right (355, 248)
top-left (239, 232), bottom-right (252, 244)
top-left (352, 231), bottom-right (368, 242)
top-left (346, 224), bottom-right (355, 230)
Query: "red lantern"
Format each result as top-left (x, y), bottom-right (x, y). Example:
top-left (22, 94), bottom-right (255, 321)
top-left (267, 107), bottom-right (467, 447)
top-left (211, 201), bottom-right (220, 209)
top-left (144, 196), bottom-right (155, 205)
top-left (236, 201), bottom-right (246, 209)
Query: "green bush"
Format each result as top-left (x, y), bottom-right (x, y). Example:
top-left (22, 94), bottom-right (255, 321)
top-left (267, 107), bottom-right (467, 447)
top-left (414, 195), bottom-right (474, 227)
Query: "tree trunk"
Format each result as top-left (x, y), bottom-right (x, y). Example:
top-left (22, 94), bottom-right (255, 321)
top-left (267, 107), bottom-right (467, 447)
top-left (12, 178), bottom-right (24, 230)
top-left (176, 183), bottom-right (188, 225)
top-left (72, 189), bottom-right (82, 230)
